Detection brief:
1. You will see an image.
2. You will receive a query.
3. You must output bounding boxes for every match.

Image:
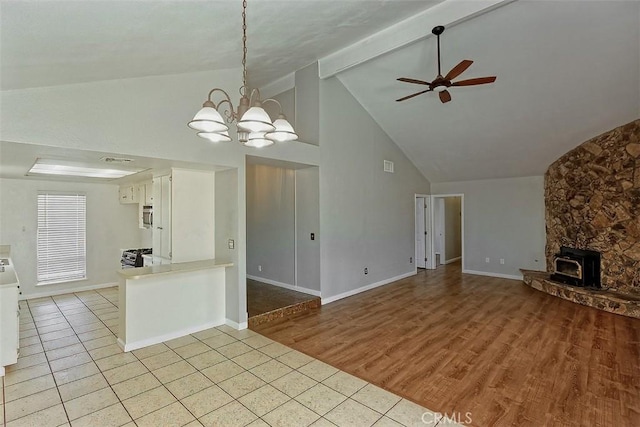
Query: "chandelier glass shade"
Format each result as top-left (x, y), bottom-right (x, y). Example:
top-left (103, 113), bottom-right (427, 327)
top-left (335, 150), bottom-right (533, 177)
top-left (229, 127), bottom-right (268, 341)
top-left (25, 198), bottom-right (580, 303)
top-left (197, 130), bottom-right (232, 143)
top-left (244, 132), bottom-right (275, 148)
top-left (188, 0), bottom-right (297, 147)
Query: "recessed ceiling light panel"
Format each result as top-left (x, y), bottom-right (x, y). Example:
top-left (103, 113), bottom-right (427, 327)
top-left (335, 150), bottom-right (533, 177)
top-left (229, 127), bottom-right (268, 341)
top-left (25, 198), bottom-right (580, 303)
top-left (28, 158), bottom-right (144, 179)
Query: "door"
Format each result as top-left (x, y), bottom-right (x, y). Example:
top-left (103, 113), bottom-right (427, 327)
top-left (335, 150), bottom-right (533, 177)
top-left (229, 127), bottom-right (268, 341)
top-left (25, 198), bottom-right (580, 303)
top-left (152, 178), bottom-right (162, 257)
top-left (161, 175), bottom-right (172, 259)
top-left (415, 196), bottom-right (432, 269)
top-left (416, 198), bottom-right (426, 268)
top-left (434, 197), bottom-right (445, 266)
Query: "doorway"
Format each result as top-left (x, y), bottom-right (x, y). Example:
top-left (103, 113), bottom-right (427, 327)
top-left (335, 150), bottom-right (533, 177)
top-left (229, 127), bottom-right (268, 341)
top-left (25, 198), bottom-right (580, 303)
top-left (245, 158), bottom-right (321, 327)
top-left (431, 195), bottom-right (463, 269)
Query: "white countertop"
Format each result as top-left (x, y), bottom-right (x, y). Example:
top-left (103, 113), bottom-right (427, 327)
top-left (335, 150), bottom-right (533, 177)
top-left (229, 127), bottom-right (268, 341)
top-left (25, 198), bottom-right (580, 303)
top-left (117, 259), bottom-right (233, 280)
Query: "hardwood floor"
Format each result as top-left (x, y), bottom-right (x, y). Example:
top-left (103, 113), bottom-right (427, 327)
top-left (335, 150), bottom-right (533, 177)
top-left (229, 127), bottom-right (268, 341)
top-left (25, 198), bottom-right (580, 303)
top-left (252, 263), bottom-right (640, 426)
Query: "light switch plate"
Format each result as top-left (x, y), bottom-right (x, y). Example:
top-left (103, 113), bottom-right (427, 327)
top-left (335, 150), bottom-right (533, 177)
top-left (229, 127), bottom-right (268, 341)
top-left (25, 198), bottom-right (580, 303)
top-left (228, 239), bottom-right (235, 249)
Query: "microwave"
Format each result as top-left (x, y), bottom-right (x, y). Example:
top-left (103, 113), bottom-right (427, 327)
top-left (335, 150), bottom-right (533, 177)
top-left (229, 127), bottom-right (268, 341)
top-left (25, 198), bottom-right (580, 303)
top-left (142, 206), bottom-right (153, 228)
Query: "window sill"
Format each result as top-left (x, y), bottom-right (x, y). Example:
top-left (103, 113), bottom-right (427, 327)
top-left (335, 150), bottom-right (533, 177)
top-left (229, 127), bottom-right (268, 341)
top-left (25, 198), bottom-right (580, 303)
top-left (37, 277), bottom-right (87, 286)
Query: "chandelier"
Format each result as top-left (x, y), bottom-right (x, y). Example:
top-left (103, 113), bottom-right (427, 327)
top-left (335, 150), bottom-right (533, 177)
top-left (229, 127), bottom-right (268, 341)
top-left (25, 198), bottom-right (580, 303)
top-left (188, 0), bottom-right (298, 148)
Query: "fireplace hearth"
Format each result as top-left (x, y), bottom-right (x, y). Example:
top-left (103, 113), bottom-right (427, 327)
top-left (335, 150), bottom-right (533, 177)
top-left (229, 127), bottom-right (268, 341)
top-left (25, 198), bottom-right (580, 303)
top-left (550, 246), bottom-right (601, 288)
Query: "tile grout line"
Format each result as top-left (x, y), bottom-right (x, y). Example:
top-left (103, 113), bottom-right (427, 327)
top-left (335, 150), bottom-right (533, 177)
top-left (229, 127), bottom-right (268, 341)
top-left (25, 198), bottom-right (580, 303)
top-left (25, 297), bottom-right (72, 427)
top-left (63, 291), bottom-right (140, 426)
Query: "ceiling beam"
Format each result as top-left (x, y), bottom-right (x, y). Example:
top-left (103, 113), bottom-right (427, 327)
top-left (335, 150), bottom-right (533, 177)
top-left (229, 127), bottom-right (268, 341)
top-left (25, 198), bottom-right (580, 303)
top-left (318, 0), bottom-right (515, 79)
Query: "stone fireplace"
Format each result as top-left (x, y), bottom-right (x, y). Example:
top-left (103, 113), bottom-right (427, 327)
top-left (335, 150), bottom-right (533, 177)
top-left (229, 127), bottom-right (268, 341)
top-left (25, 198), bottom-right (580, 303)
top-left (522, 119), bottom-right (640, 319)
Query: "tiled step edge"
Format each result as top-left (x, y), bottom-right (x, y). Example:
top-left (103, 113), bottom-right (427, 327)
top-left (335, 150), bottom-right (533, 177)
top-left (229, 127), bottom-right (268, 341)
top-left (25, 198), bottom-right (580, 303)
top-left (248, 298), bottom-right (321, 328)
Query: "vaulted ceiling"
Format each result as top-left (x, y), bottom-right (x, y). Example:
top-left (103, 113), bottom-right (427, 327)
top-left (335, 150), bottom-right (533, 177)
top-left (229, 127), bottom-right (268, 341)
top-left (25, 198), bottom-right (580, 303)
top-left (0, 0), bottom-right (441, 90)
top-left (337, 0), bottom-right (640, 182)
top-left (2, 0), bottom-right (639, 184)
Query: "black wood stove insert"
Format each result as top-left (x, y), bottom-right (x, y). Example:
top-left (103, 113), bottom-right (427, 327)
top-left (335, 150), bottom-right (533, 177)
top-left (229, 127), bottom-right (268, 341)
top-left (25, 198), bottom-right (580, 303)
top-left (550, 246), bottom-right (601, 288)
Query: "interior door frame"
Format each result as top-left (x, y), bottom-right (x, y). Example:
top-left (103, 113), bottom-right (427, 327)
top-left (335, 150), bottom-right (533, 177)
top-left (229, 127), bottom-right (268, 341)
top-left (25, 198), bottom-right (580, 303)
top-left (414, 194), bottom-right (433, 273)
top-left (430, 194), bottom-right (465, 270)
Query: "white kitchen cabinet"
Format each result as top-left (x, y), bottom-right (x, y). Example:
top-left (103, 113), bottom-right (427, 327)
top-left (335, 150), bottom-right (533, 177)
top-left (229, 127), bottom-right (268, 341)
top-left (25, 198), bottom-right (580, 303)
top-left (145, 182), bottom-right (153, 205)
top-left (1, 250), bottom-right (20, 377)
top-left (119, 185), bottom-right (138, 204)
top-left (152, 175), bottom-right (172, 260)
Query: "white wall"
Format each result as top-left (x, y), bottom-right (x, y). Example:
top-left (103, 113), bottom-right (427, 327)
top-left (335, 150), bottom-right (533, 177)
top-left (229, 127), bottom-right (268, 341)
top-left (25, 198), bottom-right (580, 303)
top-left (171, 169), bottom-right (215, 263)
top-left (295, 167), bottom-right (320, 292)
top-left (246, 164), bottom-right (295, 286)
top-left (432, 176), bottom-right (546, 278)
top-left (0, 178), bottom-right (141, 298)
top-left (320, 77), bottom-right (431, 299)
top-left (295, 63), bottom-right (320, 146)
top-left (444, 197), bottom-right (462, 262)
top-left (214, 168), bottom-right (241, 325)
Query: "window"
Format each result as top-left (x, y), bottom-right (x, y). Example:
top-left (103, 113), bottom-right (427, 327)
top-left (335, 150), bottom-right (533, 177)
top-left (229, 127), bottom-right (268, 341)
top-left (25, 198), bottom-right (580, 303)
top-left (37, 192), bottom-right (86, 284)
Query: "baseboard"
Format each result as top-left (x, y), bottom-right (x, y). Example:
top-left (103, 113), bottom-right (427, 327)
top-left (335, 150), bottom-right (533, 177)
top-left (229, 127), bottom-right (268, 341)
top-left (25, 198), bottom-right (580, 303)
top-left (118, 319), bottom-right (224, 352)
top-left (0, 366), bottom-right (5, 377)
top-left (247, 275), bottom-right (321, 297)
top-left (321, 271), bottom-right (416, 305)
top-left (20, 282), bottom-right (119, 301)
top-left (462, 269), bottom-right (523, 281)
top-left (443, 256), bottom-right (461, 265)
top-left (225, 319), bottom-right (248, 330)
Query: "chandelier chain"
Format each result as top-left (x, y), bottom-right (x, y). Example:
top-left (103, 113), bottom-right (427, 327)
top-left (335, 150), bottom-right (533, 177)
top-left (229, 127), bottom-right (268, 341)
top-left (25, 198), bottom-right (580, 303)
top-left (241, 0), bottom-right (248, 94)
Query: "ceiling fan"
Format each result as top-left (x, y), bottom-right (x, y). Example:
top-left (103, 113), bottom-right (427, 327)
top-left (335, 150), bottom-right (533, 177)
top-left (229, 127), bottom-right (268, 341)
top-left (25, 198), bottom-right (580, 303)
top-left (396, 25), bottom-right (496, 104)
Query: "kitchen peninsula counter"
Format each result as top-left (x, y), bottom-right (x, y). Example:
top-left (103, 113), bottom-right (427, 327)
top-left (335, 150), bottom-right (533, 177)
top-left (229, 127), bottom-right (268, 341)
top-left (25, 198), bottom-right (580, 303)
top-left (117, 259), bottom-right (231, 352)
top-left (117, 259), bottom-right (233, 280)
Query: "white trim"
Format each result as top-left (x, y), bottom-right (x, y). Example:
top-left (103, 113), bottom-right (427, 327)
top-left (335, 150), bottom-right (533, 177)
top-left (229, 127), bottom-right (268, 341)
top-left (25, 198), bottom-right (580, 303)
top-left (118, 320), bottom-right (224, 352)
top-left (247, 275), bottom-right (321, 297)
top-left (225, 319), bottom-right (248, 330)
top-left (321, 271), bottom-right (415, 305)
top-left (443, 256), bottom-right (461, 265)
top-left (0, 366), bottom-right (5, 377)
top-left (318, 0), bottom-right (513, 78)
top-left (19, 282), bottom-right (118, 301)
top-left (260, 73), bottom-right (295, 99)
top-left (462, 269), bottom-right (523, 281)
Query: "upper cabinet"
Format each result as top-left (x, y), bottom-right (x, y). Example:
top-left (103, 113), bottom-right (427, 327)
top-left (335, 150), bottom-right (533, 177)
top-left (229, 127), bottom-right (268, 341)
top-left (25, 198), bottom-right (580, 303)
top-left (145, 182), bottom-right (153, 205)
top-left (118, 185), bottom-right (138, 204)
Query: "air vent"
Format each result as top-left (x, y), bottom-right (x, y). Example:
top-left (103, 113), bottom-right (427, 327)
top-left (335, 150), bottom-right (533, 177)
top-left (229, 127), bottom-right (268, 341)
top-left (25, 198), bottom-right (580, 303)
top-left (100, 156), bottom-right (134, 164)
top-left (383, 160), bottom-right (394, 173)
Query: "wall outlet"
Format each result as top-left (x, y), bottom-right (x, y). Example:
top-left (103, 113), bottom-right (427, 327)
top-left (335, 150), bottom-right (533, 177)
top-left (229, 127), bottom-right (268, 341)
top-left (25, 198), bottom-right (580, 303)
top-left (228, 239), bottom-right (235, 249)
top-left (364, 267), bottom-right (368, 275)
top-left (410, 257), bottom-right (413, 264)
top-left (500, 258), bottom-right (505, 265)
top-left (258, 265), bottom-right (262, 272)
top-left (485, 257), bottom-right (490, 263)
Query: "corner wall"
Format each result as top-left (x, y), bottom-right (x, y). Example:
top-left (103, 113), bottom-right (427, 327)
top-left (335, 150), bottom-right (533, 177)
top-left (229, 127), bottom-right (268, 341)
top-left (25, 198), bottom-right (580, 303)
top-left (319, 77), bottom-right (431, 299)
top-left (432, 176), bottom-right (546, 278)
top-left (545, 119), bottom-right (640, 294)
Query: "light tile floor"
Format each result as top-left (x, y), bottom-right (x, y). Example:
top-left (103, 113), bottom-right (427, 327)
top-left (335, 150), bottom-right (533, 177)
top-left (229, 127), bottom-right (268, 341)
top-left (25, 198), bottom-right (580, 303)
top-left (1, 287), bottom-right (456, 427)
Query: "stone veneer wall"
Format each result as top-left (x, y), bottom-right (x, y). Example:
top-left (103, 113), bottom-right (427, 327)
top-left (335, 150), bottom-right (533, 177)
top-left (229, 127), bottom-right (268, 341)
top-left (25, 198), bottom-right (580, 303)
top-left (545, 119), bottom-right (640, 296)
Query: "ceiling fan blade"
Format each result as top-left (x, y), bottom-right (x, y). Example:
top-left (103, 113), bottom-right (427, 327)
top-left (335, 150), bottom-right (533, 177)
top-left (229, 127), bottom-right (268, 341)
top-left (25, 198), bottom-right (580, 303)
top-left (396, 89), bottom-right (432, 102)
top-left (397, 77), bottom-right (432, 86)
top-left (444, 60), bottom-right (473, 81)
top-left (452, 76), bottom-right (497, 86)
top-left (439, 90), bottom-right (452, 103)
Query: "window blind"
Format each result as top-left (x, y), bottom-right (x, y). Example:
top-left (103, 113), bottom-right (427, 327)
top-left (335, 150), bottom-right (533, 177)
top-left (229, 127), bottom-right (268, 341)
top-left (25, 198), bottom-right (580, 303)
top-left (37, 192), bottom-right (87, 284)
